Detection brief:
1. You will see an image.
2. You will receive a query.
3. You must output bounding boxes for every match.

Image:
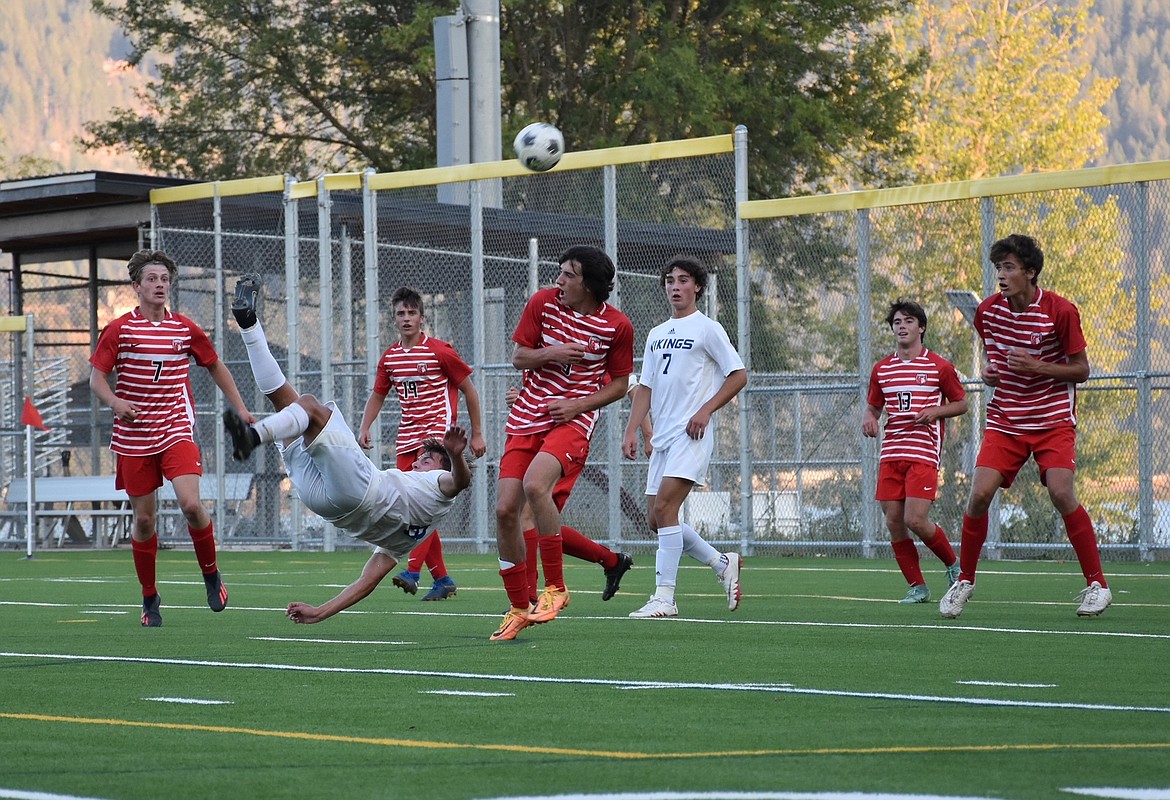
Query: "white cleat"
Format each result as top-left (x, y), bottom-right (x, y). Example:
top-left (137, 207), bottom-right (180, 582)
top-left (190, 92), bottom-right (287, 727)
top-left (628, 596), bottom-right (679, 618)
top-left (718, 552), bottom-right (742, 611)
top-left (939, 579), bottom-right (975, 619)
top-left (1075, 581), bottom-right (1112, 617)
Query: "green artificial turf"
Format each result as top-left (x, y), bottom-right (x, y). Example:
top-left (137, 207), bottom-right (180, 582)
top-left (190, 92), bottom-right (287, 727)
top-left (0, 549), bottom-right (1166, 800)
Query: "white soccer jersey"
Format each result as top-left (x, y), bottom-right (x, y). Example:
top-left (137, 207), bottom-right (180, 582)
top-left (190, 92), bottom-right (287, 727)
top-left (281, 404), bottom-right (456, 556)
top-left (639, 310), bottom-right (745, 449)
top-left (332, 467), bottom-right (454, 555)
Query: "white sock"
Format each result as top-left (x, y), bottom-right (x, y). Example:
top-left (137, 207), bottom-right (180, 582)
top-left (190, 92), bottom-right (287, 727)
top-left (656, 585), bottom-right (676, 602)
top-left (499, 559), bottom-right (516, 570)
top-left (254, 402), bottom-right (310, 443)
top-left (680, 522), bottom-right (721, 566)
top-left (240, 320), bottom-right (288, 395)
top-left (654, 525), bottom-right (684, 593)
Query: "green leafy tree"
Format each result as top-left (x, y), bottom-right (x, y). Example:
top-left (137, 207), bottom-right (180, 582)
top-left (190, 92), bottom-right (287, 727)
top-left (83, 0), bottom-right (920, 197)
top-left (499, 0), bottom-right (920, 198)
top-left (884, 0), bottom-right (1115, 182)
top-left (83, 0), bottom-right (444, 178)
top-left (859, 0), bottom-right (1133, 543)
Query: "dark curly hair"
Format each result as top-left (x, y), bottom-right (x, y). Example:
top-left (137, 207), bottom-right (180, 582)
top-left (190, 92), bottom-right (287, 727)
top-left (989, 234), bottom-right (1044, 285)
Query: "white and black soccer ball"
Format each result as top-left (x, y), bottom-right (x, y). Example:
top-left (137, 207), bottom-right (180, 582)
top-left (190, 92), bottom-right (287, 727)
top-left (513, 122), bottom-right (565, 172)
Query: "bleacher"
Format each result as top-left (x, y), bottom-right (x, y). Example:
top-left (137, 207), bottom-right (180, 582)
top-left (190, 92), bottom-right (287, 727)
top-left (0, 473), bottom-right (253, 548)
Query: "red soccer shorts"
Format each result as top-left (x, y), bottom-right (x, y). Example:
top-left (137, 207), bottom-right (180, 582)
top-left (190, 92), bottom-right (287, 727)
top-left (396, 450), bottom-right (417, 472)
top-left (500, 425), bottom-right (590, 506)
top-left (976, 426), bottom-right (1077, 488)
top-left (115, 440), bottom-right (203, 497)
top-left (876, 459), bottom-right (939, 502)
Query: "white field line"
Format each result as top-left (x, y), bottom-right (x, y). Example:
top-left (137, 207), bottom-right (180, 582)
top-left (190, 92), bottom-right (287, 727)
top-left (2, 600), bottom-right (1168, 640)
top-left (956, 681), bottom-right (1058, 688)
top-left (0, 789), bottom-right (114, 800)
top-left (1062, 790), bottom-right (1170, 799)
top-left (476, 794), bottom-right (1008, 800)
top-left (251, 636), bottom-right (417, 645)
top-left (1, 650), bottom-right (1168, 714)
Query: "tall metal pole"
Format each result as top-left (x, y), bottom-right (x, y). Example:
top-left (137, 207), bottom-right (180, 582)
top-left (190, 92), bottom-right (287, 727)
top-left (734, 125), bottom-right (753, 550)
top-left (980, 197), bottom-right (1001, 557)
top-left (1135, 182), bottom-right (1153, 561)
top-left (24, 314), bottom-right (35, 558)
top-left (284, 177), bottom-right (303, 550)
top-left (212, 184), bottom-right (226, 540)
top-left (857, 208), bottom-right (876, 558)
top-left (470, 179), bottom-right (489, 550)
top-left (363, 169), bottom-right (381, 466)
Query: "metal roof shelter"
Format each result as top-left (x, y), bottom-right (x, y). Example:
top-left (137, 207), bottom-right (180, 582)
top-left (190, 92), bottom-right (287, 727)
top-left (0, 172), bottom-right (196, 480)
top-left (0, 171), bottom-right (194, 283)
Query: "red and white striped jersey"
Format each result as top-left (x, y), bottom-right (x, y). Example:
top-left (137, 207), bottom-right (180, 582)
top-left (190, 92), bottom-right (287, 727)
top-left (89, 308), bottom-right (219, 457)
top-left (506, 286), bottom-right (634, 438)
top-left (867, 349), bottom-right (965, 467)
top-left (372, 333), bottom-right (473, 454)
top-left (975, 288), bottom-right (1086, 433)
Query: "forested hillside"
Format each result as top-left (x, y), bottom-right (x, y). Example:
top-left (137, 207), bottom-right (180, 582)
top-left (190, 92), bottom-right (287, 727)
top-left (0, 0), bottom-right (151, 173)
top-left (0, 0), bottom-right (1167, 177)
top-left (1084, 0), bottom-right (1170, 163)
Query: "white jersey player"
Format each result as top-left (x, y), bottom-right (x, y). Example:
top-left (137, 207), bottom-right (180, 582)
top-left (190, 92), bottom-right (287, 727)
top-left (622, 257), bottom-right (747, 619)
top-left (223, 274), bottom-right (471, 625)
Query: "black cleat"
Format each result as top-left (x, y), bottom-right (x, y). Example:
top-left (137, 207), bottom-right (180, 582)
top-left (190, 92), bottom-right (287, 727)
top-left (204, 570), bottom-right (229, 612)
top-left (231, 273), bottom-right (261, 329)
top-left (224, 408), bottom-right (259, 461)
top-left (141, 593), bottom-right (162, 627)
top-left (602, 552), bottom-right (633, 601)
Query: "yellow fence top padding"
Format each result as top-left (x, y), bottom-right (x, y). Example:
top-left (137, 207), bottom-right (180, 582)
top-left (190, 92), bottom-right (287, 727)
top-left (151, 175), bottom-right (288, 205)
top-left (0, 316), bottom-right (29, 332)
top-left (150, 134), bottom-right (735, 203)
top-left (740, 160), bottom-right (1170, 219)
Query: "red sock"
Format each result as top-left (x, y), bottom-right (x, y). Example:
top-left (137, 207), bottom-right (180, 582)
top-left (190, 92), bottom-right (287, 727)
top-left (523, 528), bottom-right (539, 603)
top-left (406, 533), bottom-right (433, 574)
top-left (539, 533), bottom-right (566, 591)
top-left (131, 534), bottom-right (158, 597)
top-left (561, 525), bottom-right (617, 569)
top-left (924, 524), bottom-right (957, 566)
top-left (959, 513), bottom-right (987, 582)
top-left (891, 538), bottom-right (925, 586)
top-left (500, 563), bottom-right (530, 610)
top-left (1064, 506), bottom-right (1107, 587)
top-left (189, 522), bottom-right (218, 575)
top-left (420, 532), bottom-right (448, 581)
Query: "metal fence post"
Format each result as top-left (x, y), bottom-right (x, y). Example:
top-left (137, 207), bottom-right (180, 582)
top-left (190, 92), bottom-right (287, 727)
top-left (857, 208), bottom-right (876, 558)
top-left (735, 124), bottom-right (753, 551)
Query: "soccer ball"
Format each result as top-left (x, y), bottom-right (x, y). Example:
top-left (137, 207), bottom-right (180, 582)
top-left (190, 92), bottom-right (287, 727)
top-left (513, 122), bottom-right (565, 172)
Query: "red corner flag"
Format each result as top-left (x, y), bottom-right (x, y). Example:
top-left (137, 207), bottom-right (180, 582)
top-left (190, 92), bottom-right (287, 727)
top-left (21, 396), bottom-right (48, 430)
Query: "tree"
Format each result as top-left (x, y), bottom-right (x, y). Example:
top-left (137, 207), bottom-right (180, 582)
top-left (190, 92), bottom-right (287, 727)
top-left (499, 0), bottom-right (920, 198)
top-left (0, 135), bottom-right (58, 179)
top-left (83, 0), bottom-right (443, 179)
top-left (884, 0), bottom-right (1115, 182)
top-left (83, 0), bottom-right (920, 197)
top-left (864, 0), bottom-right (1132, 544)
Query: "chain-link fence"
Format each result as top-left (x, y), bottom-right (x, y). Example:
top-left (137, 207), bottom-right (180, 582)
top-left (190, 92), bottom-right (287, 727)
top-left (3, 137), bottom-right (1168, 562)
top-left (138, 134), bottom-right (745, 553)
top-left (742, 164), bottom-right (1170, 562)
